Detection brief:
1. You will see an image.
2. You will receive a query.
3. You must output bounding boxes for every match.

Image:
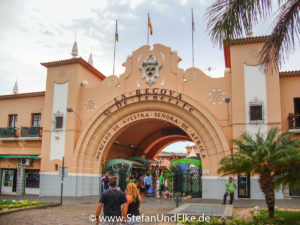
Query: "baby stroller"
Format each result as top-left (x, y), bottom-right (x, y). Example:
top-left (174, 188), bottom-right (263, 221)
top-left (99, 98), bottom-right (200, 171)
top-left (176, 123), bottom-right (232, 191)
top-left (146, 186), bottom-right (155, 197)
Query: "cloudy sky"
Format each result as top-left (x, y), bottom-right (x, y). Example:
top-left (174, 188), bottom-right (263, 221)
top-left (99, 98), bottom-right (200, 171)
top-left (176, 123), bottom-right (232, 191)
top-left (1, 0), bottom-right (299, 96)
top-left (0, 0), bottom-right (299, 152)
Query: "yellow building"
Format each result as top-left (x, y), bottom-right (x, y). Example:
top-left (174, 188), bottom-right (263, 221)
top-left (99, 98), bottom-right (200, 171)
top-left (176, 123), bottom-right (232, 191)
top-left (0, 36), bottom-right (299, 198)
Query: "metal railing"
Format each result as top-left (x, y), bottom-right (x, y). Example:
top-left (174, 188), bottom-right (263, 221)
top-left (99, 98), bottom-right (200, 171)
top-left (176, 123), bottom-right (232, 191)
top-left (288, 113), bottom-right (300, 129)
top-left (20, 127), bottom-right (42, 137)
top-left (0, 127), bottom-right (17, 137)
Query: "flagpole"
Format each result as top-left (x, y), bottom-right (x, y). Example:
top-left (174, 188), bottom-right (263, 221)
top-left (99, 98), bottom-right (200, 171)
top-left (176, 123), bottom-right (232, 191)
top-left (113, 20), bottom-right (117, 75)
top-left (191, 8), bottom-right (195, 68)
top-left (147, 13), bottom-right (149, 45)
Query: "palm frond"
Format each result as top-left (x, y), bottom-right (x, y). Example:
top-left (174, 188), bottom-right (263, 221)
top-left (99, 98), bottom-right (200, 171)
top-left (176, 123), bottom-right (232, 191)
top-left (218, 153), bottom-right (254, 175)
top-left (219, 127), bottom-right (300, 186)
top-left (206, 0), bottom-right (272, 47)
top-left (259, 0), bottom-right (300, 73)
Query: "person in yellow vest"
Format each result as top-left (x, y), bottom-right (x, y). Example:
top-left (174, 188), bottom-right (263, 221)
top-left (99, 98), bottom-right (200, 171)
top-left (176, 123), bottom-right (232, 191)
top-left (222, 177), bottom-right (236, 205)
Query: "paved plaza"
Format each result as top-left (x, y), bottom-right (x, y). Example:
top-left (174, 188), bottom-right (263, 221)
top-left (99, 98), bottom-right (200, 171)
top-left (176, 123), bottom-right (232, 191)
top-left (0, 195), bottom-right (300, 225)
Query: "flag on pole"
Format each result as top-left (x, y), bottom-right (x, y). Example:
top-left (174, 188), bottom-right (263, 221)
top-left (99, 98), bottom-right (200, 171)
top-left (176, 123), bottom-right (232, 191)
top-left (148, 14), bottom-right (153, 35)
top-left (113, 19), bottom-right (118, 75)
top-left (115, 20), bottom-right (119, 42)
top-left (192, 9), bottom-right (195, 32)
top-left (191, 8), bottom-right (195, 67)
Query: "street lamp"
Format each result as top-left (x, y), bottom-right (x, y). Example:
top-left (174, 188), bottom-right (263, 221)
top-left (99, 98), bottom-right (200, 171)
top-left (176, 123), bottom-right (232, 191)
top-left (224, 96), bottom-right (230, 124)
top-left (66, 107), bottom-right (82, 127)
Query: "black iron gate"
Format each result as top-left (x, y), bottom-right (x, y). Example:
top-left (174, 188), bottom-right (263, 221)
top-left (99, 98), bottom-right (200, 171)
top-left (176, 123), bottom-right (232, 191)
top-left (173, 166), bottom-right (202, 198)
top-left (118, 165), bottom-right (127, 192)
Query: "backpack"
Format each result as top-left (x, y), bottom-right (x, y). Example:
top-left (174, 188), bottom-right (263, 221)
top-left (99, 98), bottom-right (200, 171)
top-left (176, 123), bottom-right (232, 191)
top-left (145, 176), bottom-right (151, 185)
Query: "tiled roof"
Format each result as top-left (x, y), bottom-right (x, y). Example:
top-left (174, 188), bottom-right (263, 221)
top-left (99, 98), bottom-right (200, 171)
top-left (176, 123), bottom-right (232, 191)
top-left (158, 152), bottom-right (187, 157)
top-left (279, 70), bottom-right (300, 77)
top-left (0, 91), bottom-right (45, 100)
top-left (41, 57), bottom-right (106, 80)
top-left (225, 36), bottom-right (268, 46)
top-left (186, 145), bottom-right (196, 149)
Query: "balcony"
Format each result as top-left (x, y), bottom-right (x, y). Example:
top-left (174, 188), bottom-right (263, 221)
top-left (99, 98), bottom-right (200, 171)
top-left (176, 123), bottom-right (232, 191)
top-left (0, 127), bottom-right (42, 141)
top-left (288, 113), bottom-right (300, 133)
top-left (0, 127), bottom-right (17, 137)
top-left (20, 127), bottom-right (42, 137)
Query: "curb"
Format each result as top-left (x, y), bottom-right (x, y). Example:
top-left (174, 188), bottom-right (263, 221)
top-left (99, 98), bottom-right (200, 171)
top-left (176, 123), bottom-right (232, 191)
top-left (0, 202), bottom-right (61, 216)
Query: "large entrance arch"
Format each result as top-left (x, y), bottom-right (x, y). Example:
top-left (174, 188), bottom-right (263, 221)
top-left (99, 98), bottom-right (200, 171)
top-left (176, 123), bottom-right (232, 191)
top-left (72, 88), bottom-right (229, 178)
top-left (105, 118), bottom-right (191, 161)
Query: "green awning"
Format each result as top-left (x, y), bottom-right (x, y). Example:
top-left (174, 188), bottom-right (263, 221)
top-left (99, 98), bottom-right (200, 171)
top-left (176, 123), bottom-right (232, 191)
top-left (127, 157), bottom-right (150, 165)
top-left (172, 158), bottom-right (202, 168)
top-left (105, 159), bottom-right (133, 169)
top-left (0, 155), bottom-right (39, 159)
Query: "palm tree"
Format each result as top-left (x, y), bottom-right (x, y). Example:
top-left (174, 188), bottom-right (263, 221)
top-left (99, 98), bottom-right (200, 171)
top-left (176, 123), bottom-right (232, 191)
top-left (206, 0), bottom-right (300, 72)
top-left (218, 127), bottom-right (300, 219)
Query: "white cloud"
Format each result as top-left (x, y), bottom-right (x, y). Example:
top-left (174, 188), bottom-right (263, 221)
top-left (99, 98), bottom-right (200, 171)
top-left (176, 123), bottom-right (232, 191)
top-left (179, 16), bottom-right (186, 24)
top-left (0, 0), bottom-right (299, 95)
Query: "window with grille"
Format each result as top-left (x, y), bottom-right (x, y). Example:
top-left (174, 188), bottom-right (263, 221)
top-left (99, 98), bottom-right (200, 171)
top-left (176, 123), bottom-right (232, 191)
top-left (249, 103), bottom-right (263, 121)
top-left (55, 116), bottom-right (63, 129)
top-left (8, 114), bottom-right (17, 128)
top-left (32, 113), bottom-right (41, 127)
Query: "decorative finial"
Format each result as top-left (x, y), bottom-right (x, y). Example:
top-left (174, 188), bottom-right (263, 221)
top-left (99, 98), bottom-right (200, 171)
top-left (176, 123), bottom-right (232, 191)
top-left (88, 48), bottom-right (93, 66)
top-left (205, 64), bottom-right (216, 76)
top-left (13, 80), bottom-right (18, 94)
top-left (71, 34), bottom-right (78, 57)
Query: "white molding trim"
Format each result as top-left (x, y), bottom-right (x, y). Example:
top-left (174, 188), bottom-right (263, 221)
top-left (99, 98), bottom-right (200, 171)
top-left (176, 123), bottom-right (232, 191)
top-left (40, 172), bottom-right (100, 177)
top-left (40, 172), bottom-right (59, 175)
top-left (68, 173), bottom-right (101, 177)
top-left (202, 176), bottom-right (259, 179)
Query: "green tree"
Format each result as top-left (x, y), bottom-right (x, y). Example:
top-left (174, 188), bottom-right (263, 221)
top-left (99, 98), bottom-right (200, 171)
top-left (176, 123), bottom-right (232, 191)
top-left (206, 0), bottom-right (300, 72)
top-left (218, 127), bottom-right (300, 219)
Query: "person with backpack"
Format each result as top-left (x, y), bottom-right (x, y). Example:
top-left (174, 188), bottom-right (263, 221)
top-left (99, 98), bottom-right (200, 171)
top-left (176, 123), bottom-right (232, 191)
top-left (143, 172), bottom-right (152, 194)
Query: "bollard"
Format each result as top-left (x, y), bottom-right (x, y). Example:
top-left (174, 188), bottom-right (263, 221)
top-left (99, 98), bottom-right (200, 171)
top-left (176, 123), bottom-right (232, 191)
top-left (174, 192), bottom-right (182, 208)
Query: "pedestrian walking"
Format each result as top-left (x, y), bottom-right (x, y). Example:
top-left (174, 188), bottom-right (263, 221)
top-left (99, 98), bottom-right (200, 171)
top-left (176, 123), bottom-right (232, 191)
top-left (159, 171), bottom-right (165, 197)
top-left (222, 177), bottom-right (236, 205)
top-left (123, 182), bottom-right (142, 225)
top-left (95, 178), bottom-right (127, 224)
top-left (144, 172), bottom-right (152, 194)
top-left (101, 173), bottom-right (110, 192)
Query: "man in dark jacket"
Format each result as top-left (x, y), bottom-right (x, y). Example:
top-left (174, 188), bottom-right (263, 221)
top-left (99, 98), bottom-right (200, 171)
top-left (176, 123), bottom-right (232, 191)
top-left (95, 178), bottom-right (127, 224)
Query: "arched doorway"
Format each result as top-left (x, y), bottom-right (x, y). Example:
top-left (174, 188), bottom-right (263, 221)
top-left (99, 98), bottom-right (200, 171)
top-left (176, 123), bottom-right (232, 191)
top-left (106, 118), bottom-right (191, 161)
top-left (72, 88), bottom-right (229, 186)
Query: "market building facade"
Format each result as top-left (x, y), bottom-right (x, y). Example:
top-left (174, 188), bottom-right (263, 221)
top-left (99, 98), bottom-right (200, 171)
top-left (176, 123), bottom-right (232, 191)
top-left (0, 36), bottom-right (299, 198)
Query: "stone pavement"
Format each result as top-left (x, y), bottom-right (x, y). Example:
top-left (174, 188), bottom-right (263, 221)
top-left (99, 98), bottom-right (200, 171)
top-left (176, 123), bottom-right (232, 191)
top-left (0, 195), bottom-right (299, 225)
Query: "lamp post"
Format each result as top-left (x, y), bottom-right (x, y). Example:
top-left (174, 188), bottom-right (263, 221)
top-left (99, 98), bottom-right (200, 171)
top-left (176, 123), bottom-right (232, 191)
top-left (60, 156), bottom-right (64, 205)
top-left (224, 96), bottom-right (230, 125)
top-left (66, 107), bottom-right (82, 127)
top-left (119, 160), bottom-right (127, 192)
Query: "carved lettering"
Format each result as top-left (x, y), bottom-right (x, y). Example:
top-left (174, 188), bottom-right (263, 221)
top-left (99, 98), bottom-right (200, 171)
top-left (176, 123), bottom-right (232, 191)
top-left (160, 89), bottom-right (167, 95)
top-left (96, 111), bottom-right (207, 161)
top-left (95, 89), bottom-right (207, 160)
top-left (176, 93), bottom-right (182, 100)
top-left (169, 90), bottom-right (175, 96)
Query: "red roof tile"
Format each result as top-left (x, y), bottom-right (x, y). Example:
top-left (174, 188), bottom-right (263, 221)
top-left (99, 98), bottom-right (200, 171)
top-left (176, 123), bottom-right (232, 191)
top-left (225, 36), bottom-right (269, 46)
top-left (0, 91), bottom-right (45, 100)
top-left (279, 70), bottom-right (300, 77)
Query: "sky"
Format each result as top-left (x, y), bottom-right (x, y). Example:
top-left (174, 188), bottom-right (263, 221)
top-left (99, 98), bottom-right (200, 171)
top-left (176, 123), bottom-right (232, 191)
top-left (1, 0), bottom-right (299, 95)
top-left (0, 0), bottom-right (299, 152)
top-left (162, 141), bottom-right (194, 153)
